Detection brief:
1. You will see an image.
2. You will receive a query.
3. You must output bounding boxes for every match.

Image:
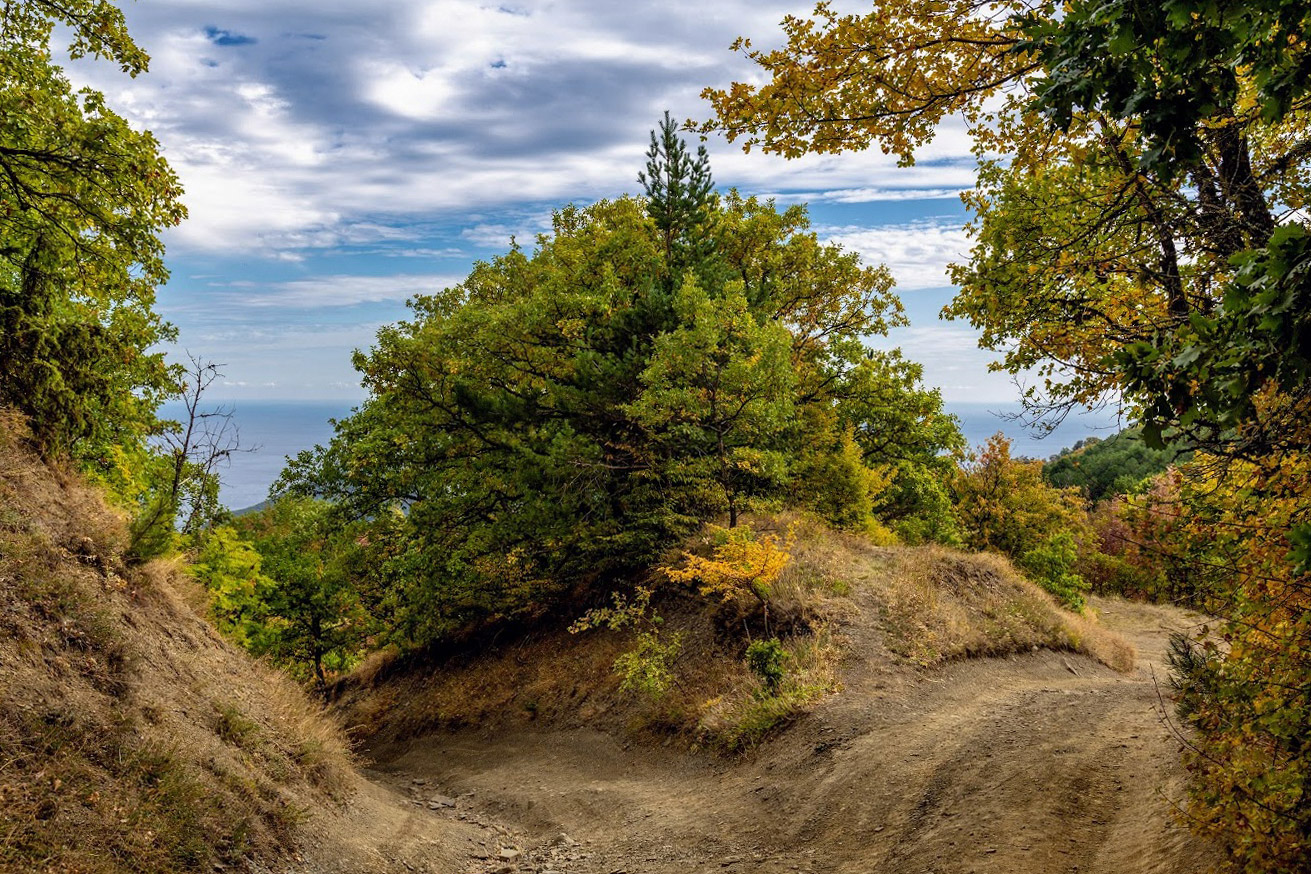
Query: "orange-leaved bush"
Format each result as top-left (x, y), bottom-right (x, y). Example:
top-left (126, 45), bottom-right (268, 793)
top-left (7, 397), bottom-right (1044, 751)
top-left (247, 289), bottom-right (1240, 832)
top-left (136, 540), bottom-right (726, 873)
top-left (664, 523), bottom-right (793, 633)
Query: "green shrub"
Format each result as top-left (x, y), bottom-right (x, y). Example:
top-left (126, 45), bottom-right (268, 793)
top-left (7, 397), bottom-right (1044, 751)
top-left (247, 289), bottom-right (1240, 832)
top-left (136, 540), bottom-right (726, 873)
top-left (573, 586), bottom-right (683, 699)
top-left (746, 638), bottom-right (785, 693)
top-left (613, 630), bottom-right (685, 699)
top-left (1019, 530), bottom-right (1089, 611)
top-left (718, 692), bottom-right (799, 750)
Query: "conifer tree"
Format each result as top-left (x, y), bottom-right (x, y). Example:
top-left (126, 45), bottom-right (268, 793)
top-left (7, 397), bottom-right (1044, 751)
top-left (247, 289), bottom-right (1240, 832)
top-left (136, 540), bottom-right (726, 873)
top-left (638, 111), bottom-right (716, 279)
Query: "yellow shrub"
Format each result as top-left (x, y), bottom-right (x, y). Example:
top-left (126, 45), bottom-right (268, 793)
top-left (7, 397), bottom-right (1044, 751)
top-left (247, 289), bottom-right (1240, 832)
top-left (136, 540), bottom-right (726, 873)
top-left (664, 524), bottom-right (794, 609)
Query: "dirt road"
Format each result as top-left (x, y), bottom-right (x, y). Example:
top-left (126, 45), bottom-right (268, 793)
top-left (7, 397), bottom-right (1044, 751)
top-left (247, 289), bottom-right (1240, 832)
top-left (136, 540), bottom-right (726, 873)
top-left (359, 598), bottom-right (1220, 874)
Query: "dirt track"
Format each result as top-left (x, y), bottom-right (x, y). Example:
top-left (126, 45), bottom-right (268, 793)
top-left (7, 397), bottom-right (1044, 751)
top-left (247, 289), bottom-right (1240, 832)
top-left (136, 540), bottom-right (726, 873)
top-left (355, 597), bottom-right (1221, 874)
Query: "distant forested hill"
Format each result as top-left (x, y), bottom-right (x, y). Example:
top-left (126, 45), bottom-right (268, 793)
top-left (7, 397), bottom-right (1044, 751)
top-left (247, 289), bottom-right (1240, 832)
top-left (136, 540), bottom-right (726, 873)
top-left (1043, 430), bottom-right (1181, 502)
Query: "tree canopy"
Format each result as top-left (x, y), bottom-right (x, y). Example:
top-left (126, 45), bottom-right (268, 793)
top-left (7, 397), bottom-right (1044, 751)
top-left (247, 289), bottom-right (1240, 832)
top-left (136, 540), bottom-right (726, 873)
top-left (0, 0), bottom-right (186, 460)
top-left (1043, 429), bottom-right (1182, 502)
top-left (279, 127), bottom-right (960, 644)
top-left (701, 0), bottom-right (1310, 437)
top-left (701, 1), bottom-right (1311, 867)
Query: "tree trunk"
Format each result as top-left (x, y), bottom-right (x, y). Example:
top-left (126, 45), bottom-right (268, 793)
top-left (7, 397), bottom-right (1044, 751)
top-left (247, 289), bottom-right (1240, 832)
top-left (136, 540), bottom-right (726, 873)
top-left (311, 615), bottom-right (326, 696)
top-left (719, 427), bottom-right (737, 528)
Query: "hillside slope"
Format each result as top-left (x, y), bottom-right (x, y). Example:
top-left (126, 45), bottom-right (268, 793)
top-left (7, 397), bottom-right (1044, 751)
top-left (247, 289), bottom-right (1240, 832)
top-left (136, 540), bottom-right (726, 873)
top-left (0, 413), bottom-right (475, 873)
top-left (331, 519), bottom-right (1133, 750)
top-left (0, 411), bottom-right (1219, 873)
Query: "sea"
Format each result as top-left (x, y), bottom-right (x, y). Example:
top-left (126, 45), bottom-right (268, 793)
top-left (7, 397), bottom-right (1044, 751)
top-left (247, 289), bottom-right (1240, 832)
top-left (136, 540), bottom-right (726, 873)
top-left (163, 399), bottom-right (1125, 513)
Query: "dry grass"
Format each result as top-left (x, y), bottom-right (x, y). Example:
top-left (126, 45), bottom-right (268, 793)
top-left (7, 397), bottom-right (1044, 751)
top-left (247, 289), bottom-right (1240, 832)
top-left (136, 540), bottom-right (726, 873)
top-left (334, 512), bottom-right (1135, 757)
top-left (751, 511), bottom-right (1133, 672)
top-left (333, 615), bottom-right (645, 745)
top-left (686, 513), bottom-right (1132, 748)
top-left (695, 628), bottom-right (843, 751)
top-left (0, 411), bottom-right (354, 872)
top-left (873, 546), bottom-right (1135, 672)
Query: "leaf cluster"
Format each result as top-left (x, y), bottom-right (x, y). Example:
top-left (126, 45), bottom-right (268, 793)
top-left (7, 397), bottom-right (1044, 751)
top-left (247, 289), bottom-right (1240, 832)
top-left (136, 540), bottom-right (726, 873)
top-left (663, 524), bottom-right (793, 611)
top-left (1159, 453), bottom-right (1311, 871)
top-left (1022, 0), bottom-right (1311, 174)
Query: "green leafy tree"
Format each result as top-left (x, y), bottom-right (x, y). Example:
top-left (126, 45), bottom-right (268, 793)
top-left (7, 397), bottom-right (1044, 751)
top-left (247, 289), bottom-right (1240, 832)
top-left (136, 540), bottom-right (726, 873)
top-left (233, 499), bottom-right (372, 692)
top-left (189, 525), bottom-right (271, 649)
top-left (0, 0), bottom-right (224, 567)
top-left (791, 418), bottom-right (893, 532)
top-left (0, 0), bottom-right (185, 461)
top-left (954, 434), bottom-right (1092, 607)
top-left (700, 0), bottom-right (1309, 440)
top-left (279, 122), bottom-right (959, 646)
top-left (839, 350), bottom-right (964, 542)
top-left (1018, 530), bottom-right (1090, 611)
top-left (1043, 429), bottom-right (1182, 502)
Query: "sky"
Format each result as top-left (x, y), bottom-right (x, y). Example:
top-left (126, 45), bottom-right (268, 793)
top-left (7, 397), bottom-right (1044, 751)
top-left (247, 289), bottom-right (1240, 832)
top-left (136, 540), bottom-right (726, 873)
top-left (65, 0), bottom-right (1023, 403)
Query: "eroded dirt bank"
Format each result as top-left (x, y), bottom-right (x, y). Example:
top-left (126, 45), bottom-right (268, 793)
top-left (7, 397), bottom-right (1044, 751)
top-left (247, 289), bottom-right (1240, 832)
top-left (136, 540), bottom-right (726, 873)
top-left (354, 597), bottom-right (1219, 874)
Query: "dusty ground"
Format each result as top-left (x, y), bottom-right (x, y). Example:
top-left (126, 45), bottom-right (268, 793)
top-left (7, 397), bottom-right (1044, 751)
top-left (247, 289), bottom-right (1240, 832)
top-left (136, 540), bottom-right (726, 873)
top-left (354, 597), bottom-right (1221, 874)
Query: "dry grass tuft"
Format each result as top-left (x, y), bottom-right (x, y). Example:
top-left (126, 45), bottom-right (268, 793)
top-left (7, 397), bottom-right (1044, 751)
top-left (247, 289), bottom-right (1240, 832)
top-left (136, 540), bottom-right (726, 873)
top-left (873, 546), bottom-right (1136, 671)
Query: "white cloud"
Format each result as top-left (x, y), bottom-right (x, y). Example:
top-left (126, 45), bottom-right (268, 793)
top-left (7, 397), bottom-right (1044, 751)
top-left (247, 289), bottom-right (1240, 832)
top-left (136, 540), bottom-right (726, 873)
top-left (773, 187), bottom-right (965, 204)
top-left (460, 213), bottom-right (554, 248)
top-left (823, 220), bottom-right (973, 290)
top-left (361, 59), bottom-right (459, 121)
top-left (58, 0), bottom-right (1062, 412)
top-left (867, 324), bottom-right (1021, 404)
top-left (218, 273), bottom-right (463, 307)
top-left (63, 0), bottom-right (983, 259)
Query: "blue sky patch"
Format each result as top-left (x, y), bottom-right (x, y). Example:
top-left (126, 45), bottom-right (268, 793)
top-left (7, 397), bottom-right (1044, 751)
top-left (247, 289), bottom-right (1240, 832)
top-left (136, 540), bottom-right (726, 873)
top-left (203, 26), bottom-right (257, 46)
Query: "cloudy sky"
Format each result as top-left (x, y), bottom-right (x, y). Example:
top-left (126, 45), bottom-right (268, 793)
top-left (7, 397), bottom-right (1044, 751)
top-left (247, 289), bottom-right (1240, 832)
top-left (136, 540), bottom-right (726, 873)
top-left (66, 0), bottom-right (1019, 402)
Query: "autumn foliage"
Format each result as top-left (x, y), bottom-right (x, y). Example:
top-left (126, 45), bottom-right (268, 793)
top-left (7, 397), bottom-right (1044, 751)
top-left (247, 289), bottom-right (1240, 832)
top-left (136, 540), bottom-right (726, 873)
top-left (952, 434), bottom-right (1091, 609)
top-left (11, 0), bottom-right (1311, 863)
top-left (664, 524), bottom-right (793, 617)
top-left (1163, 451), bottom-right (1311, 870)
top-left (704, 0), bottom-right (1311, 865)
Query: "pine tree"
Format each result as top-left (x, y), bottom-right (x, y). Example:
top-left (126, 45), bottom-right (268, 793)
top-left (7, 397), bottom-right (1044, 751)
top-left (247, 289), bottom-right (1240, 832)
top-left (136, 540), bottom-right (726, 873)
top-left (638, 111), bottom-right (716, 279)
